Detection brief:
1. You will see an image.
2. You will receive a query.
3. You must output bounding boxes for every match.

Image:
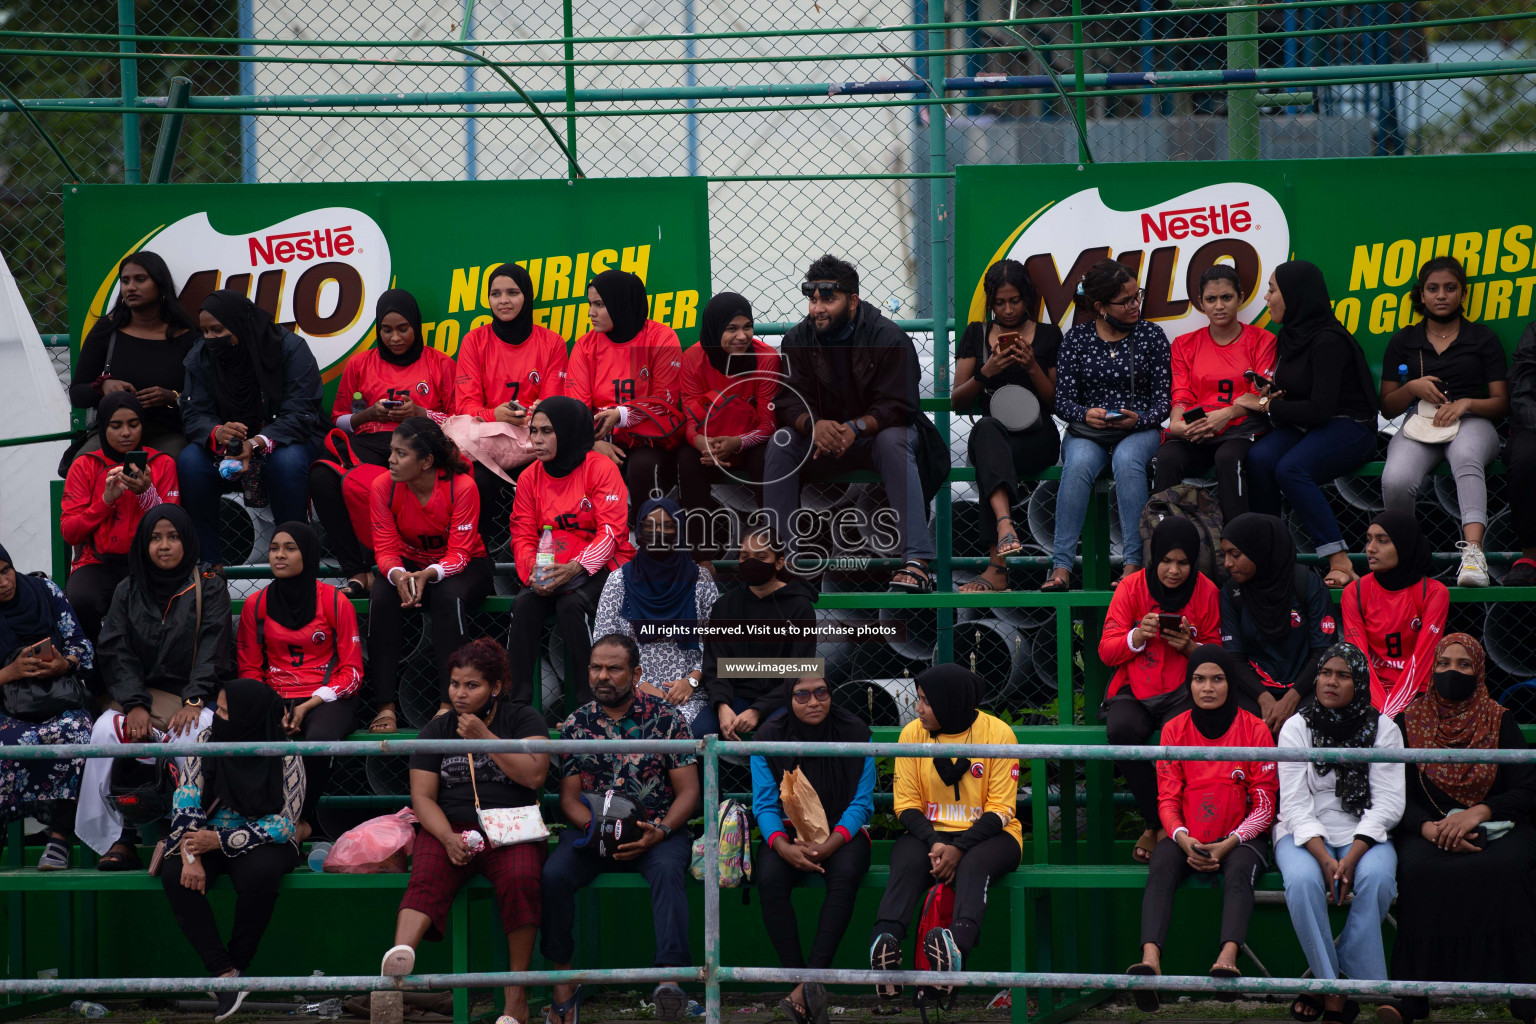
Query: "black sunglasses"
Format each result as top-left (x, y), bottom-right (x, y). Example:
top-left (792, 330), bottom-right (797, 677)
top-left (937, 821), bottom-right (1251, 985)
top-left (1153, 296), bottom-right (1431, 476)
top-left (800, 281), bottom-right (843, 300)
top-left (792, 685), bottom-right (832, 704)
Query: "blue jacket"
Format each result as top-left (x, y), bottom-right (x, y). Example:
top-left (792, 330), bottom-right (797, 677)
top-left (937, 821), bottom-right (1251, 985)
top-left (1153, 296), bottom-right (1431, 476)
top-left (750, 754), bottom-right (876, 846)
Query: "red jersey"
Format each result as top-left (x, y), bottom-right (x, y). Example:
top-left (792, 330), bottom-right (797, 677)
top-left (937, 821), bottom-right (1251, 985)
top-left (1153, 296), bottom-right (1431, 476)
top-left (1341, 574), bottom-right (1449, 716)
top-left (61, 448), bottom-right (180, 570)
top-left (369, 470), bottom-right (488, 579)
top-left (1170, 324), bottom-right (1277, 436)
top-left (1157, 710), bottom-right (1277, 844)
top-left (1100, 569), bottom-right (1223, 699)
top-left (453, 323), bottom-right (570, 421)
top-left (680, 339), bottom-right (780, 447)
top-left (237, 582), bottom-right (363, 700)
top-left (567, 320), bottom-right (683, 447)
top-left (511, 451), bottom-right (635, 583)
top-left (330, 347), bottom-right (458, 434)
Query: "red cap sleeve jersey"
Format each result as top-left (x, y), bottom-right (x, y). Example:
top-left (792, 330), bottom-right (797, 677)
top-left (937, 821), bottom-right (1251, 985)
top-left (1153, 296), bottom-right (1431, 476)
top-left (60, 448), bottom-right (180, 570)
top-left (452, 323), bottom-right (570, 422)
top-left (1169, 324), bottom-right (1278, 435)
top-left (1341, 574), bottom-right (1450, 716)
top-left (510, 451), bottom-right (636, 583)
top-left (1156, 710), bottom-right (1277, 844)
top-left (236, 582), bottom-right (364, 700)
top-left (680, 339), bottom-right (781, 447)
top-left (1098, 570), bottom-right (1223, 699)
top-left (331, 347), bottom-right (459, 432)
top-left (369, 470), bottom-right (488, 580)
top-left (567, 320), bottom-right (684, 444)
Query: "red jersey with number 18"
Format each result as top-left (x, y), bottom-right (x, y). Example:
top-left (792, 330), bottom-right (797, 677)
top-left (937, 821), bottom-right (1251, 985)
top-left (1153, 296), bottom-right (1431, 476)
top-left (567, 319), bottom-right (683, 431)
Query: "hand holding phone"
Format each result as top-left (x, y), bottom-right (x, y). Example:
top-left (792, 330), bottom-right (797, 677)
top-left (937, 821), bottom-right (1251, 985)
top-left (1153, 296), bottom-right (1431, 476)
top-left (1181, 407), bottom-right (1208, 424)
top-left (997, 332), bottom-right (1021, 350)
top-left (123, 450), bottom-right (150, 474)
top-left (1104, 410), bottom-right (1129, 422)
top-left (381, 398), bottom-right (405, 410)
top-left (1244, 369), bottom-right (1274, 391)
top-left (1157, 613), bottom-right (1183, 634)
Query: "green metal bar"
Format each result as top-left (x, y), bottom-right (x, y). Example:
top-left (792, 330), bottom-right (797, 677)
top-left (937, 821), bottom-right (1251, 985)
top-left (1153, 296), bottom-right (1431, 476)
top-left (1228, 0), bottom-right (1260, 159)
top-left (117, 0), bottom-right (139, 183)
top-left (50, 480), bottom-right (69, 585)
top-left (561, 0), bottom-right (577, 179)
top-left (440, 43), bottom-right (583, 178)
top-left (0, 970), bottom-right (699, 997)
top-left (702, 736), bottom-right (720, 1024)
top-left (0, 431), bottom-right (74, 449)
top-left (0, 80), bottom-right (81, 183)
top-left (1072, 0), bottom-right (1087, 163)
top-left (148, 76), bottom-right (191, 183)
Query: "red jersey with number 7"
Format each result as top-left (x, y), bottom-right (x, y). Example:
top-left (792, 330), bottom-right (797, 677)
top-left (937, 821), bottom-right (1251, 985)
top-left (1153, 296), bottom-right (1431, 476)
top-left (237, 582), bottom-right (364, 700)
top-left (453, 323), bottom-right (570, 422)
top-left (370, 469), bottom-right (488, 580)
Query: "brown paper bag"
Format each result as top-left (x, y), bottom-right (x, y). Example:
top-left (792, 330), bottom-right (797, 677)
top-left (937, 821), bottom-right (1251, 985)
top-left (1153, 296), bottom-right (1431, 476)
top-left (779, 767), bottom-right (830, 844)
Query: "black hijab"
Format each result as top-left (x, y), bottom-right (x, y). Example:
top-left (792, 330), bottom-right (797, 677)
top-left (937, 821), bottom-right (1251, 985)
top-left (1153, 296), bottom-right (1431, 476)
top-left (264, 521), bottom-right (320, 631)
top-left (755, 678), bottom-right (872, 828)
top-left (1298, 641), bottom-right (1378, 816)
top-left (699, 291), bottom-right (756, 376)
top-left (1143, 516), bottom-right (1202, 612)
top-left (1272, 261), bottom-right (1377, 406)
top-left (536, 395), bottom-right (596, 479)
top-left (917, 663), bottom-right (984, 788)
top-left (0, 544), bottom-right (60, 657)
top-left (200, 290), bottom-right (288, 429)
top-left (1223, 513), bottom-right (1297, 643)
top-left (130, 504), bottom-right (200, 611)
top-left (202, 678), bottom-right (286, 817)
top-left (374, 288), bottom-right (424, 367)
top-left (1185, 644), bottom-right (1242, 740)
top-left (1369, 510), bottom-right (1433, 593)
top-left (590, 269), bottom-right (648, 345)
top-left (95, 390), bottom-right (146, 464)
top-left (488, 263), bottom-right (535, 346)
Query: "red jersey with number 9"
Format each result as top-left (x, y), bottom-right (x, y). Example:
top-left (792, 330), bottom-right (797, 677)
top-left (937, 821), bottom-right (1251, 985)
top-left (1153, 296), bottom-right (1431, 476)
top-left (1169, 324), bottom-right (1277, 435)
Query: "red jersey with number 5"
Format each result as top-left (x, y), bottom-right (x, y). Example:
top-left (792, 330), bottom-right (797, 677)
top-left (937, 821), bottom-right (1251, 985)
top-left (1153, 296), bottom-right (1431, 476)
top-left (370, 469), bottom-right (488, 579)
top-left (453, 323), bottom-right (570, 422)
top-left (1169, 324), bottom-right (1276, 435)
top-left (330, 347), bottom-right (458, 434)
top-left (237, 582), bottom-right (363, 700)
top-left (567, 320), bottom-right (683, 442)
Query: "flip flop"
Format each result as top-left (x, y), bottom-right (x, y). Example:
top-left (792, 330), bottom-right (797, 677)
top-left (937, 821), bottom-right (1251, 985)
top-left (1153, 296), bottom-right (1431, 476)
top-left (1132, 832), bottom-right (1157, 865)
top-left (996, 515), bottom-right (1023, 557)
top-left (1210, 963), bottom-right (1242, 1001)
top-left (802, 983), bottom-right (829, 1024)
top-left (1125, 963), bottom-right (1160, 1012)
top-left (546, 985), bottom-right (584, 1024)
top-left (1040, 573), bottom-right (1071, 593)
top-left (959, 565), bottom-right (1010, 593)
top-left (1292, 995), bottom-right (1324, 1022)
top-left (341, 578), bottom-right (368, 598)
top-left (888, 560), bottom-right (936, 594)
top-left (777, 997), bottom-right (807, 1024)
top-left (368, 708), bottom-right (398, 734)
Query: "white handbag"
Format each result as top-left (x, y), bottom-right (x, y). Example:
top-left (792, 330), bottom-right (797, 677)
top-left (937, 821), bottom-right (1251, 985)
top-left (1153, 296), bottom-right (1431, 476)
top-left (467, 753), bottom-right (549, 847)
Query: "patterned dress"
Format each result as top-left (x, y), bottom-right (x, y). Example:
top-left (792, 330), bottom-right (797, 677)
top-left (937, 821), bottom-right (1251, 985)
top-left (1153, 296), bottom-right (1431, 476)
top-left (166, 736), bottom-right (306, 858)
top-left (0, 580), bottom-right (95, 824)
top-left (592, 572), bottom-right (718, 725)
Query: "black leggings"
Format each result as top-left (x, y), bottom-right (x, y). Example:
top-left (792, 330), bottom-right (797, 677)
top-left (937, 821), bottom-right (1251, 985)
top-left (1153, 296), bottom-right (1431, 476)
top-left (757, 832), bottom-right (871, 968)
top-left (506, 569), bottom-right (609, 711)
top-left (1104, 696), bottom-right (1187, 826)
top-left (1140, 836), bottom-right (1265, 948)
top-left (1508, 427), bottom-right (1536, 549)
top-left (872, 831), bottom-right (1020, 954)
top-left (65, 561), bottom-right (128, 662)
top-left (473, 461), bottom-right (533, 563)
top-left (967, 416), bottom-right (1061, 549)
top-left (1152, 436), bottom-right (1255, 523)
top-left (289, 696), bottom-right (358, 826)
top-left (367, 557), bottom-right (494, 705)
top-left (675, 443), bottom-right (765, 559)
top-left (620, 445), bottom-right (678, 524)
top-left (160, 843), bottom-right (299, 976)
top-left (309, 432), bottom-right (393, 578)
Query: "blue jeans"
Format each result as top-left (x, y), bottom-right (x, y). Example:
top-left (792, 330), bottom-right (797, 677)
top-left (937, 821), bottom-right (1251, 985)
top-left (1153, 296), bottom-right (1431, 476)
top-left (177, 439), bottom-right (319, 565)
top-left (1274, 836), bottom-right (1396, 981)
top-left (1051, 428), bottom-right (1161, 571)
top-left (688, 698), bottom-right (785, 739)
top-left (1246, 418), bottom-right (1376, 557)
top-left (539, 827), bottom-right (692, 966)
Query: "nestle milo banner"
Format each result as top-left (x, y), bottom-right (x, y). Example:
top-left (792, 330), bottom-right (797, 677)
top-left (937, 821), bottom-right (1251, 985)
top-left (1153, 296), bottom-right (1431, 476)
top-left (63, 177), bottom-right (710, 389)
top-left (955, 154), bottom-right (1536, 367)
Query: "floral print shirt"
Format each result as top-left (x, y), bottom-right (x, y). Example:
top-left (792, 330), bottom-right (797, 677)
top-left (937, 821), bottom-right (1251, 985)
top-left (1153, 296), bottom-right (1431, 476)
top-left (43, 579), bottom-right (94, 670)
top-left (1055, 319), bottom-right (1172, 428)
top-left (559, 688), bottom-right (696, 822)
top-left (167, 730), bottom-right (305, 857)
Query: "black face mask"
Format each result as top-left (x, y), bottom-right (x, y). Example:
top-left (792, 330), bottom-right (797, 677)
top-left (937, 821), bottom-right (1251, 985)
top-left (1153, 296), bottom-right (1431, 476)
top-left (1433, 669), bottom-right (1478, 702)
top-left (737, 557), bottom-right (777, 587)
top-left (637, 528), bottom-right (675, 554)
top-left (1423, 307), bottom-right (1462, 324)
top-left (1102, 311), bottom-right (1138, 333)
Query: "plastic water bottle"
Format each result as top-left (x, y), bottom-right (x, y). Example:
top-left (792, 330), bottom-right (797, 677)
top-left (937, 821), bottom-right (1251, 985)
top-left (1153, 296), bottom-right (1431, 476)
top-left (307, 842), bottom-right (332, 873)
top-left (68, 1001), bottom-right (108, 1018)
top-left (217, 438), bottom-right (245, 480)
top-left (350, 391), bottom-right (367, 415)
top-left (1398, 363), bottom-right (1409, 385)
top-left (242, 448), bottom-right (269, 508)
top-left (535, 525), bottom-right (556, 585)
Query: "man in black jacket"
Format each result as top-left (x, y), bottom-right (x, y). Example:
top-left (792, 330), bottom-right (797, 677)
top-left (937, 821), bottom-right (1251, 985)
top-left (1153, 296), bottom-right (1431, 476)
top-left (764, 255), bottom-right (936, 591)
top-left (1506, 321), bottom-right (1536, 586)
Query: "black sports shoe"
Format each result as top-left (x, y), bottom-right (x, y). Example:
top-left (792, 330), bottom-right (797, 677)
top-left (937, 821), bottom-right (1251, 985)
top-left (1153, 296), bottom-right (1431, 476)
top-left (213, 988), bottom-right (248, 1022)
top-left (869, 932), bottom-right (902, 999)
top-left (921, 927), bottom-right (961, 985)
top-left (1505, 558), bottom-right (1536, 588)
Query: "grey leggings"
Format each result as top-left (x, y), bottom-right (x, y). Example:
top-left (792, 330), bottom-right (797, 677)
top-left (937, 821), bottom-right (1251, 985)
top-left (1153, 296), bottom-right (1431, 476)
top-left (1381, 415), bottom-right (1501, 528)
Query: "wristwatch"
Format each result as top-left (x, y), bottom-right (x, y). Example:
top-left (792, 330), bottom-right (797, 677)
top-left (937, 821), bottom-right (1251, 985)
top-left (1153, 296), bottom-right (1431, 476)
top-left (654, 823), bottom-right (674, 839)
top-left (844, 418), bottom-right (864, 435)
top-left (184, 697), bottom-right (205, 708)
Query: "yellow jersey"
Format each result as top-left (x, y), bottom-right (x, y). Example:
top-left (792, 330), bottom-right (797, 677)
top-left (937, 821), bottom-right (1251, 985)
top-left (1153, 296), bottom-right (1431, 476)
top-left (893, 711), bottom-right (1023, 846)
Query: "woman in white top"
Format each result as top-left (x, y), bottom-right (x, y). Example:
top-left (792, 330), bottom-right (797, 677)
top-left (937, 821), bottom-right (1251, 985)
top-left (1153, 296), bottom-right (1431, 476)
top-left (1275, 641), bottom-right (1405, 1024)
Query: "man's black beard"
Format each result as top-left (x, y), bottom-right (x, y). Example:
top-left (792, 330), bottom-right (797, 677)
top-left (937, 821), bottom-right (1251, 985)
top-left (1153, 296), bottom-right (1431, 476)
top-left (814, 306), bottom-right (853, 340)
top-left (595, 685), bottom-right (634, 709)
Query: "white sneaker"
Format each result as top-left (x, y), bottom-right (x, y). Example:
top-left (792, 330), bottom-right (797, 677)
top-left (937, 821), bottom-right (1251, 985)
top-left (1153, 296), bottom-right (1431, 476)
top-left (381, 944), bottom-right (416, 977)
top-left (1457, 541), bottom-right (1490, 588)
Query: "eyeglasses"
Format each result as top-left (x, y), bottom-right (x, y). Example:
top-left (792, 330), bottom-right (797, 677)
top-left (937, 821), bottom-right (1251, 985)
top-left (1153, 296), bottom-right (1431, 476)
top-left (791, 686), bottom-right (832, 704)
top-left (1106, 289), bottom-right (1145, 308)
top-left (800, 281), bottom-right (843, 300)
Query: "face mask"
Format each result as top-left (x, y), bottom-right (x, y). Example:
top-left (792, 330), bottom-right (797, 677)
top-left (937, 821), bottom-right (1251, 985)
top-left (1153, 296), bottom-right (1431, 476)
top-left (1433, 669), bottom-right (1478, 702)
top-left (638, 529), bottom-right (674, 553)
top-left (1423, 306), bottom-right (1462, 324)
top-left (737, 557), bottom-right (777, 587)
top-left (1102, 312), bottom-right (1138, 333)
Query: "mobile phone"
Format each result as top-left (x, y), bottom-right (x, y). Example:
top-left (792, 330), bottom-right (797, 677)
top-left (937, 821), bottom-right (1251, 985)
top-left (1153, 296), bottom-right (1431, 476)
top-left (27, 639), bottom-right (55, 662)
top-left (406, 576), bottom-right (419, 601)
top-left (123, 449), bottom-right (149, 474)
top-left (1104, 410), bottom-right (1129, 422)
top-left (1468, 825), bottom-right (1489, 850)
top-left (997, 331), bottom-right (1021, 349)
top-left (1158, 613), bottom-right (1182, 634)
top-left (1182, 407), bottom-right (1208, 424)
top-left (506, 400), bottom-right (525, 414)
top-left (1244, 369), bottom-right (1274, 391)
top-left (381, 398), bottom-right (404, 409)
top-left (1333, 878), bottom-right (1343, 903)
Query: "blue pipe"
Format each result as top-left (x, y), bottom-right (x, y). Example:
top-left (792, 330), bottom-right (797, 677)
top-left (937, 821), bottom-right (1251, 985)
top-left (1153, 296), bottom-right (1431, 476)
top-left (463, 0), bottom-right (477, 180)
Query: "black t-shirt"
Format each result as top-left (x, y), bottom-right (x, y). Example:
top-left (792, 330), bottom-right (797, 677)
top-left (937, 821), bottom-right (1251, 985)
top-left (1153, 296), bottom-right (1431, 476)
top-left (956, 320), bottom-right (1062, 416)
top-left (67, 326), bottom-right (196, 436)
top-left (1381, 320), bottom-right (1508, 403)
top-left (409, 702), bottom-right (547, 824)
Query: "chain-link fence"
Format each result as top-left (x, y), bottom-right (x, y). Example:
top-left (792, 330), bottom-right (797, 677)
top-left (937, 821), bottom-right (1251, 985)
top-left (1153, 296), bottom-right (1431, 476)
top-left (7, 0), bottom-right (1536, 752)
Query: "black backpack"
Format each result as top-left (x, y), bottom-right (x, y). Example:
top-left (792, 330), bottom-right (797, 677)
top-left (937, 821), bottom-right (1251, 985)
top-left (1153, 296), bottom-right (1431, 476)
top-left (1138, 485), bottom-right (1226, 584)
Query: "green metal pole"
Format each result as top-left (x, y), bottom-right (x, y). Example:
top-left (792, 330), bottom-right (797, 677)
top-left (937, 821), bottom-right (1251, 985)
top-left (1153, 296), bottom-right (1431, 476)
top-left (562, 0), bottom-right (578, 178)
top-left (50, 480), bottom-right (68, 584)
top-left (1071, 0), bottom-right (1088, 163)
top-left (148, 76), bottom-right (191, 183)
top-left (928, 16), bottom-right (954, 658)
top-left (118, 0), bottom-right (140, 183)
top-left (1228, 0), bottom-right (1260, 158)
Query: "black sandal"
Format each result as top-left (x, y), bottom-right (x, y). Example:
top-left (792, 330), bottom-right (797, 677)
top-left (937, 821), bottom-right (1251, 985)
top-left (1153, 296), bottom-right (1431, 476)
top-left (1040, 572), bottom-right (1071, 593)
top-left (777, 997), bottom-right (807, 1024)
top-left (888, 560), bottom-right (935, 594)
top-left (341, 578), bottom-right (368, 598)
top-left (996, 515), bottom-right (1023, 557)
top-left (1125, 963), bottom-right (1160, 1013)
top-left (96, 844), bottom-right (142, 872)
top-left (1292, 995), bottom-right (1324, 1023)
